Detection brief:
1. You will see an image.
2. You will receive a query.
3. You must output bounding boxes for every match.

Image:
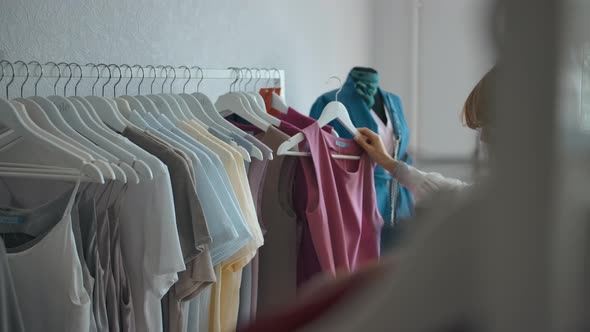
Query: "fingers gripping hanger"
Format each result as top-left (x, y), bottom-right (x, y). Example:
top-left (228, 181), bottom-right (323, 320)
top-left (277, 76), bottom-right (359, 160)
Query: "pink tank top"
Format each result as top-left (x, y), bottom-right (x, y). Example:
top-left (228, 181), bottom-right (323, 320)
top-left (299, 123), bottom-right (383, 275)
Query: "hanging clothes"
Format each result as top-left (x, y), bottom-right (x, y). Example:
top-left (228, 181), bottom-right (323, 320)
top-left (298, 122), bottom-right (383, 275)
top-left (225, 121), bottom-right (302, 314)
top-left (0, 238), bottom-right (24, 332)
top-left (122, 127), bottom-right (214, 332)
top-left (310, 71), bottom-right (414, 251)
top-left (271, 108), bottom-right (334, 286)
top-left (0, 180), bottom-right (92, 332)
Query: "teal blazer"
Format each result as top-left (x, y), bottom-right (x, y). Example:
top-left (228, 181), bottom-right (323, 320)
top-left (310, 74), bottom-right (414, 250)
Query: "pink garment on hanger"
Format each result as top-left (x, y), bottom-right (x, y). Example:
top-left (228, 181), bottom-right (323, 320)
top-left (298, 122), bottom-right (383, 275)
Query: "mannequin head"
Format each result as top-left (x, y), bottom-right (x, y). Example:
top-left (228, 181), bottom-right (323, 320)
top-left (462, 67), bottom-right (496, 143)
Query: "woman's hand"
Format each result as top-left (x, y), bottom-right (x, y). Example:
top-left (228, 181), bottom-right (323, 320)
top-left (354, 128), bottom-right (397, 172)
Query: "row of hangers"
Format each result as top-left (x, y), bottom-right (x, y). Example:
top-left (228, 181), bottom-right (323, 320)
top-left (0, 61), bottom-right (284, 184)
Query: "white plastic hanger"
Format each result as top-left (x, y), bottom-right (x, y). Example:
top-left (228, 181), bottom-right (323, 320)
top-left (185, 67), bottom-right (271, 159)
top-left (83, 63), bottom-right (153, 180)
top-left (278, 77), bottom-right (360, 160)
top-left (7, 61), bottom-right (116, 180)
top-left (140, 65), bottom-right (181, 122)
top-left (215, 68), bottom-right (271, 131)
top-left (51, 63), bottom-right (135, 183)
top-left (239, 68), bottom-right (281, 127)
top-left (271, 92), bottom-right (288, 114)
top-left (0, 97), bottom-right (105, 183)
top-left (83, 64), bottom-right (129, 132)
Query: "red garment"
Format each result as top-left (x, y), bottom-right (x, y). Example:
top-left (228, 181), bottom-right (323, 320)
top-left (258, 88), bottom-right (282, 115)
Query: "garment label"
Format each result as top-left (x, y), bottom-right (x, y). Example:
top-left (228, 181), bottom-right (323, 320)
top-left (0, 216), bottom-right (24, 224)
top-left (335, 140), bottom-right (350, 148)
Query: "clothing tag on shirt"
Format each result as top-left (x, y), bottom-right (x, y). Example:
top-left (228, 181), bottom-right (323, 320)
top-left (0, 216), bottom-right (24, 224)
top-left (335, 140), bottom-right (350, 148)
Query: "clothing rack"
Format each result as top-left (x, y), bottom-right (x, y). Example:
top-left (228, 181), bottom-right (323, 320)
top-left (0, 60), bottom-right (285, 98)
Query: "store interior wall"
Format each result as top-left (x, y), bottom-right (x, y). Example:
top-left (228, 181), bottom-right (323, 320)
top-left (0, 0), bottom-right (373, 113)
top-left (0, 0), bottom-right (495, 178)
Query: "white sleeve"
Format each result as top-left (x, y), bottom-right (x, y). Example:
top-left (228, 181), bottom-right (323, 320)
top-left (392, 162), bottom-right (469, 204)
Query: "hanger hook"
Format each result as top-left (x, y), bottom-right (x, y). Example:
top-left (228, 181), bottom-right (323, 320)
top-left (28, 61), bottom-right (43, 96)
top-left (228, 67), bottom-right (239, 93)
top-left (0, 61), bottom-right (4, 85)
top-left (96, 63), bottom-right (112, 97)
top-left (85, 63), bottom-right (100, 96)
top-left (326, 76), bottom-right (343, 102)
top-left (14, 61), bottom-right (29, 98)
top-left (270, 68), bottom-right (281, 88)
top-left (0, 61), bottom-right (15, 99)
top-left (241, 67), bottom-right (253, 91)
top-left (57, 62), bottom-right (73, 96)
top-left (262, 68), bottom-right (272, 87)
top-left (108, 64), bottom-right (122, 97)
top-left (191, 66), bottom-right (204, 92)
top-left (156, 65), bottom-right (168, 93)
top-left (69, 63), bottom-right (82, 96)
top-left (166, 66), bottom-right (176, 93)
top-left (44, 62), bottom-right (61, 95)
top-left (237, 67), bottom-right (244, 91)
top-left (179, 66), bottom-right (191, 93)
top-left (120, 64), bottom-right (133, 95)
top-left (132, 65), bottom-right (145, 95)
top-left (145, 65), bottom-right (156, 94)
top-left (252, 67), bottom-right (262, 91)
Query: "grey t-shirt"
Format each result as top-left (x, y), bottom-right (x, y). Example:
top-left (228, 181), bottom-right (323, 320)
top-left (123, 127), bottom-right (213, 332)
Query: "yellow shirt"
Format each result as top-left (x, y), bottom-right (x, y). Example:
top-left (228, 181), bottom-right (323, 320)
top-left (179, 121), bottom-right (263, 332)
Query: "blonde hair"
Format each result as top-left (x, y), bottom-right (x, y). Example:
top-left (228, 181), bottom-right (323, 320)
top-left (462, 67), bottom-right (496, 130)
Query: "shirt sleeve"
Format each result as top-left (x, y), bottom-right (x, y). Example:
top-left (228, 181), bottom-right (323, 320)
top-left (392, 162), bottom-right (469, 204)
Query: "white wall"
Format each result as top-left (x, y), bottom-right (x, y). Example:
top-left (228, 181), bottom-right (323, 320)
top-left (372, 0), bottom-right (414, 118)
top-left (373, 0), bottom-right (495, 160)
top-left (416, 0), bottom-right (496, 159)
top-left (0, 0), bottom-right (373, 113)
top-left (0, 0), bottom-right (497, 159)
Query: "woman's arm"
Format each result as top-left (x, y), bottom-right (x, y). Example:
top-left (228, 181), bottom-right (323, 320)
top-left (355, 128), bottom-right (468, 203)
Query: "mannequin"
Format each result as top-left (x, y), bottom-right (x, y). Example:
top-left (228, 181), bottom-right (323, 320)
top-left (310, 67), bottom-right (414, 251)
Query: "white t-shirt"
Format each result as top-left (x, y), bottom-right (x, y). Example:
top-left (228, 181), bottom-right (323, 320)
top-left (370, 107), bottom-right (396, 156)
